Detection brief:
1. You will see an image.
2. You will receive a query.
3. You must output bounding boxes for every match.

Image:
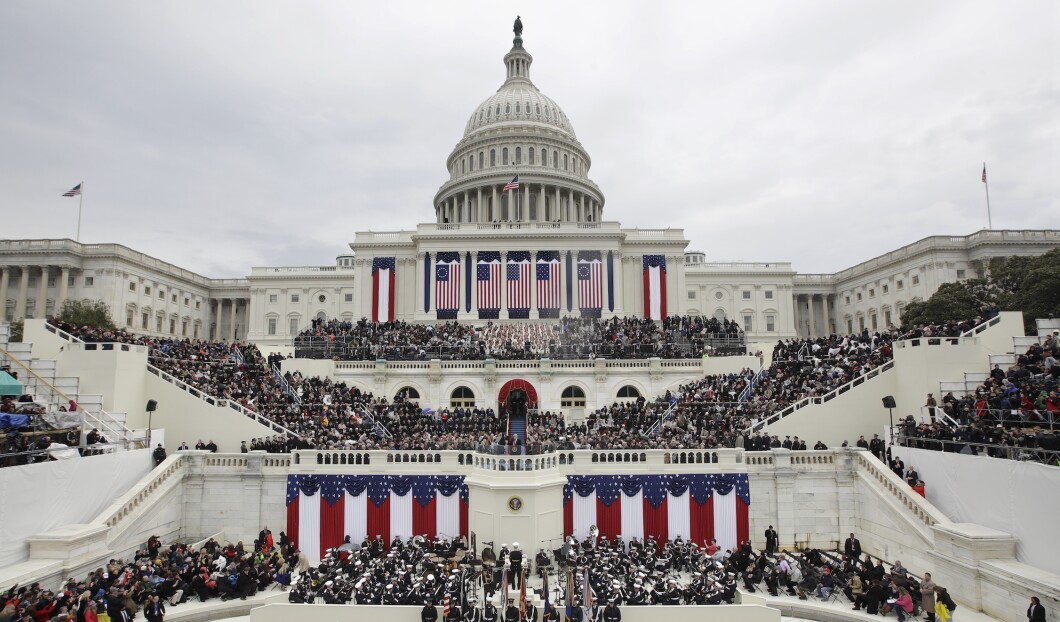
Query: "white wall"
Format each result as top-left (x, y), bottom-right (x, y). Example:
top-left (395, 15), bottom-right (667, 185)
top-left (144, 372), bottom-right (278, 452)
top-left (899, 447), bottom-right (1060, 575)
top-left (0, 449), bottom-right (152, 569)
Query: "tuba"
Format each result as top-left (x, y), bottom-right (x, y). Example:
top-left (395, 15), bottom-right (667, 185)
top-left (589, 525), bottom-right (600, 546)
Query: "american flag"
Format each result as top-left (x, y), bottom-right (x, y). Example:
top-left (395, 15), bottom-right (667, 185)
top-left (577, 251), bottom-right (603, 313)
top-left (582, 566), bottom-right (595, 622)
top-left (436, 253), bottom-right (461, 318)
top-left (62, 183), bottom-right (81, 197)
top-left (503, 175), bottom-right (520, 192)
top-left (982, 164), bottom-right (987, 183)
top-left (536, 251), bottom-right (561, 315)
top-left (444, 593), bottom-right (451, 616)
top-left (476, 251), bottom-right (502, 315)
top-left (507, 251), bottom-right (531, 316)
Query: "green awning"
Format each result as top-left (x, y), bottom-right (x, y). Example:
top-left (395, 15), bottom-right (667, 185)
top-left (0, 371), bottom-right (23, 396)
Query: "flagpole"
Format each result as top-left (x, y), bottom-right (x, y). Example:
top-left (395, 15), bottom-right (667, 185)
top-left (76, 181), bottom-right (84, 242)
top-left (983, 162), bottom-right (992, 230)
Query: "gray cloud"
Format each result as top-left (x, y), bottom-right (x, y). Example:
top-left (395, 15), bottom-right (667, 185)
top-left (1, 1), bottom-right (1056, 278)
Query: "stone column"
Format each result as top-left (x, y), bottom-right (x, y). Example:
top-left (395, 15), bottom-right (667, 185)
top-left (35, 266), bottom-right (49, 318)
top-left (414, 253), bottom-right (425, 321)
top-left (580, 194), bottom-right (587, 222)
top-left (523, 183), bottom-right (530, 222)
top-left (491, 186), bottom-right (498, 222)
top-left (673, 255), bottom-right (685, 318)
top-left (15, 267), bottom-right (29, 320)
top-left (792, 294), bottom-right (802, 338)
top-left (822, 294), bottom-right (832, 336)
top-left (772, 449), bottom-right (797, 549)
top-left (555, 186), bottom-right (562, 221)
top-left (0, 267), bottom-right (9, 322)
top-left (476, 188), bottom-right (483, 223)
top-left (58, 269), bottom-right (71, 310)
top-left (611, 252), bottom-right (623, 316)
top-left (220, 298), bottom-right (230, 340)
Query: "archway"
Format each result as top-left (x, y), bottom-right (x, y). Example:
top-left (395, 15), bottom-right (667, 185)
top-left (497, 378), bottom-right (538, 410)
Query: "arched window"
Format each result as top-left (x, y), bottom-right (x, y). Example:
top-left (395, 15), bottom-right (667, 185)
top-left (561, 386), bottom-right (586, 408)
top-left (553, 151), bottom-right (559, 169)
top-left (496, 105), bottom-right (501, 115)
top-left (563, 154), bottom-right (568, 170)
top-left (487, 107), bottom-right (492, 118)
top-left (468, 156), bottom-right (474, 172)
top-left (541, 148), bottom-right (547, 166)
top-left (461, 159), bottom-right (465, 174)
top-left (502, 147), bottom-right (509, 165)
top-left (528, 147), bottom-right (535, 165)
top-left (505, 103), bottom-right (511, 114)
top-left (490, 149), bottom-right (496, 167)
top-left (515, 102), bottom-right (520, 113)
top-left (515, 147), bottom-right (522, 164)
top-left (451, 386), bottom-right (476, 408)
top-left (536, 104), bottom-right (541, 115)
top-left (395, 386), bottom-right (420, 400)
top-left (573, 157), bottom-right (578, 174)
top-left (479, 152), bottom-right (484, 169)
top-left (617, 385), bottom-right (641, 399)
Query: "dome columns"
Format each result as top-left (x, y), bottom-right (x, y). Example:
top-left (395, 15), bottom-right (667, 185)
top-left (436, 182), bottom-right (601, 225)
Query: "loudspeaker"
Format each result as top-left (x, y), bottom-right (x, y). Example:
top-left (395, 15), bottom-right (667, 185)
top-left (146, 399), bottom-right (158, 412)
top-left (881, 396), bottom-right (896, 409)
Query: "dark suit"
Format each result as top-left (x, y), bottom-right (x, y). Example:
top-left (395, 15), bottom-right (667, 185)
top-left (1028, 603), bottom-right (1046, 622)
top-left (844, 537), bottom-right (862, 559)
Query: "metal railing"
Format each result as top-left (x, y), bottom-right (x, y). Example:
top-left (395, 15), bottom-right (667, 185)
top-left (961, 314), bottom-right (1002, 338)
top-left (737, 369), bottom-right (764, 402)
top-left (272, 364), bottom-right (302, 405)
top-left (145, 363), bottom-right (303, 439)
top-left (749, 360), bottom-right (896, 431)
top-left (895, 434), bottom-right (1060, 466)
top-left (0, 345), bottom-right (141, 451)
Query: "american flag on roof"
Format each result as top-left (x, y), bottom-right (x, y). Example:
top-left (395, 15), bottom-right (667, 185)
top-left (503, 175), bottom-right (520, 192)
top-left (62, 183), bottom-right (81, 197)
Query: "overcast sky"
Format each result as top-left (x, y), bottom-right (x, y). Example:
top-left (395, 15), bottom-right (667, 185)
top-left (1, 1), bottom-right (1057, 278)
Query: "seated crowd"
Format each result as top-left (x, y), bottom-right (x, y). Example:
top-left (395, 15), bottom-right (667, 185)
top-left (293, 315), bottom-right (745, 361)
top-left (897, 329), bottom-right (1060, 462)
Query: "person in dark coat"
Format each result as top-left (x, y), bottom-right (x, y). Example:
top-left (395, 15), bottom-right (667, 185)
top-left (764, 526), bottom-right (778, 556)
top-left (422, 601), bottom-right (439, 622)
top-left (843, 533), bottom-right (862, 559)
top-left (1028, 597), bottom-right (1046, 622)
top-left (144, 595), bottom-right (165, 622)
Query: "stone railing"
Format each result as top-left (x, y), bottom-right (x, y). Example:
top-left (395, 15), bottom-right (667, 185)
top-left (101, 454), bottom-right (188, 538)
top-left (853, 450), bottom-right (948, 529)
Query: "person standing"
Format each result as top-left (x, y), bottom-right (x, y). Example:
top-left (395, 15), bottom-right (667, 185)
top-left (509, 544), bottom-right (523, 589)
top-left (422, 601), bottom-right (439, 622)
top-left (925, 394), bottom-right (938, 422)
top-left (1028, 597), bottom-right (1046, 622)
top-left (764, 526), bottom-right (778, 557)
top-left (920, 573), bottom-right (937, 622)
top-left (152, 444), bottom-right (167, 467)
top-left (144, 595), bottom-right (165, 622)
top-left (844, 533), bottom-right (862, 559)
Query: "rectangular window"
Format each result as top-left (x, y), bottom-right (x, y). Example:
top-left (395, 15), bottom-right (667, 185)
top-left (885, 311), bottom-right (892, 326)
top-left (764, 290), bottom-right (773, 300)
top-left (766, 314), bottom-right (776, 332)
top-left (742, 290), bottom-right (751, 300)
top-left (896, 280), bottom-right (904, 290)
top-left (290, 318), bottom-right (299, 335)
top-left (858, 317), bottom-right (865, 332)
top-left (195, 301), bottom-right (201, 309)
top-left (845, 296), bottom-right (850, 305)
top-left (956, 269), bottom-right (966, 279)
top-left (144, 286), bottom-right (151, 296)
top-left (269, 294), bottom-right (278, 303)
top-left (344, 293), bottom-right (353, 303)
top-left (85, 277), bottom-right (94, 287)
top-left (142, 313), bottom-right (149, 329)
top-left (268, 318), bottom-right (277, 335)
top-left (528, 148), bottom-right (535, 165)
top-left (129, 282), bottom-right (136, 292)
top-left (169, 319), bottom-right (176, 334)
top-left (868, 288), bottom-right (875, 298)
top-left (857, 293), bottom-right (863, 301)
top-left (291, 294), bottom-right (299, 303)
top-left (847, 319), bottom-right (853, 333)
top-left (882, 284), bottom-right (889, 294)
top-left (687, 290), bottom-right (696, 300)
top-left (182, 320), bottom-right (188, 337)
top-left (912, 275), bottom-right (920, 285)
top-left (184, 297), bottom-right (190, 306)
top-left (47, 277), bottom-right (57, 287)
top-left (743, 314), bottom-right (753, 332)
top-left (194, 325), bottom-right (200, 339)
top-left (159, 291), bottom-right (164, 299)
top-left (126, 309), bottom-right (134, 327)
top-left (871, 315), bottom-right (878, 330)
top-left (172, 294), bottom-right (177, 303)
top-left (156, 316), bottom-right (163, 332)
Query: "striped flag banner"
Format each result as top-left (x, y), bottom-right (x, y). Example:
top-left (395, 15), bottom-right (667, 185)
top-left (536, 251), bottom-right (561, 319)
top-left (436, 252), bottom-right (461, 320)
top-left (577, 251), bottom-right (603, 318)
top-left (562, 474), bottom-right (749, 551)
top-left (506, 251), bottom-right (531, 319)
top-left (285, 474), bottom-right (469, 564)
top-left (372, 257), bottom-right (396, 322)
top-left (476, 251), bottom-right (502, 319)
top-left (642, 255), bottom-right (667, 321)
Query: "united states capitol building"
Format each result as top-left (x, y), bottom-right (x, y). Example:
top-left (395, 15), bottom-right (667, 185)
top-left (0, 21), bottom-right (1058, 622)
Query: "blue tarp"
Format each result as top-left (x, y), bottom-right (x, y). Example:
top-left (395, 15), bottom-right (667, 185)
top-left (0, 414), bottom-right (31, 429)
top-left (0, 371), bottom-right (22, 396)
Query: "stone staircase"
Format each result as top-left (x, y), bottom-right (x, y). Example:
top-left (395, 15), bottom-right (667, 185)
top-left (0, 322), bottom-right (143, 450)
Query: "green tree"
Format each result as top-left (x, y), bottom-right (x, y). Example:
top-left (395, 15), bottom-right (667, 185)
top-left (57, 299), bottom-right (116, 329)
top-left (899, 278), bottom-right (1002, 326)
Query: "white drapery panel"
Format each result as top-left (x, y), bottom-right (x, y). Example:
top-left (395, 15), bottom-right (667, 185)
top-left (647, 266), bottom-right (663, 320)
top-left (667, 490), bottom-right (690, 540)
top-left (713, 489), bottom-right (737, 552)
top-left (437, 490), bottom-right (460, 541)
top-left (298, 490), bottom-right (321, 564)
top-left (620, 489), bottom-right (644, 542)
top-left (376, 268), bottom-right (391, 320)
top-left (573, 490), bottom-right (597, 540)
top-left (390, 490), bottom-right (413, 541)
top-left (344, 490), bottom-right (367, 545)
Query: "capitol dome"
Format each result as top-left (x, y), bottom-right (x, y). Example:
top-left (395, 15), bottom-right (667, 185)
top-left (433, 23), bottom-right (604, 226)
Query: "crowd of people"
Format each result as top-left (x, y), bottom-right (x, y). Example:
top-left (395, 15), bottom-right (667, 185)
top-left (0, 529), bottom-right (293, 622)
top-left (293, 316), bottom-right (746, 361)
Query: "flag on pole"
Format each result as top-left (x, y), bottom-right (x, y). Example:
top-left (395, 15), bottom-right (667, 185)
top-left (543, 568), bottom-right (555, 621)
top-left (444, 592), bottom-right (451, 617)
top-left (501, 568), bottom-right (509, 608)
top-left (503, 175), bottom-right (520, 192)
top-left (581, 568), bottom-right (595, 622)
top-left (565, 569), bottom-right (574, 620)
top-left (62, 184), bottom-right (82, 197)
top-left (519, 570), bottom-right (527, 617)
top-left (982, 165), bottom-right (987, 183)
